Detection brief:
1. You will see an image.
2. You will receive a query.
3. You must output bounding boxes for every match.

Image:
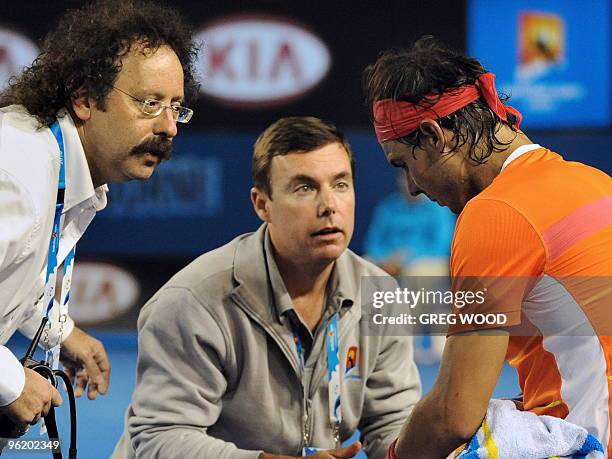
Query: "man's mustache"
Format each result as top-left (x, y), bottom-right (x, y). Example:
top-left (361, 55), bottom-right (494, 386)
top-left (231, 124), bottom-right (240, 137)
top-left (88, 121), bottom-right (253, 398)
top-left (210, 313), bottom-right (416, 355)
top-left (131, 137), bottom-right (173, 161)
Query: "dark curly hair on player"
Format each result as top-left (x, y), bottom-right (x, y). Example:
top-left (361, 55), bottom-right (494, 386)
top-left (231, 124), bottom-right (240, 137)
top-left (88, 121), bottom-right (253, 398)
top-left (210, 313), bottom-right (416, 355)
top-left (0, 0), bottom-right (199, 127)
top-left (363, 35), bottom-right (518, 163)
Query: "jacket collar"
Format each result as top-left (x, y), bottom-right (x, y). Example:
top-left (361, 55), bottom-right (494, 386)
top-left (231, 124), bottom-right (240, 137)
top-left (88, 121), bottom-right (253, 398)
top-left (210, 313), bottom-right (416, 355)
top-left (56, 110), bottom-right (108, 212)
top-left (231, 223), bottom-right (355, 324)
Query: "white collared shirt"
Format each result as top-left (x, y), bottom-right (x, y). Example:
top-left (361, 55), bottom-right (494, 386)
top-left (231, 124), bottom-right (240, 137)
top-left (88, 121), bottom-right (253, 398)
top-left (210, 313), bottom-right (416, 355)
top-left (0, 105), bottom-right (107, 405)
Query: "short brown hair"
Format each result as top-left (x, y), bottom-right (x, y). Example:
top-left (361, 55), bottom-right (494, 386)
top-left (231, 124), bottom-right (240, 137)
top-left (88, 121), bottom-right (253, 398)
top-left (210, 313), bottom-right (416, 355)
top-left (252, 116), bottom-right (355, 197)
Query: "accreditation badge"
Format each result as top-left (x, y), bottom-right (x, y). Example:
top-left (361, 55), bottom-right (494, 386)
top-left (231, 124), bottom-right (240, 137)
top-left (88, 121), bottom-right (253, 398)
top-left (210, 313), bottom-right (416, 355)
top-left (303, 446), bottom-right (325, 455)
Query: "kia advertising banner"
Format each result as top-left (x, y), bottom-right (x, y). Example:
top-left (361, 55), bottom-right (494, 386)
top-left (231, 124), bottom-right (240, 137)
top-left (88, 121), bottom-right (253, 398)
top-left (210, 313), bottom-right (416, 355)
top-left (196, 15), bottom-right (331, 108)
top-left (0, 0), bottom-right (466, 129)
top-left (65, 258), bottom-right (189, 328)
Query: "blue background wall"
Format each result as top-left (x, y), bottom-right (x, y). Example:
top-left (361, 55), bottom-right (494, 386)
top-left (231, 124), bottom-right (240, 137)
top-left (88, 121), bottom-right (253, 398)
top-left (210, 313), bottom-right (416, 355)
top-left (78, 129), bottom-right (612, 258)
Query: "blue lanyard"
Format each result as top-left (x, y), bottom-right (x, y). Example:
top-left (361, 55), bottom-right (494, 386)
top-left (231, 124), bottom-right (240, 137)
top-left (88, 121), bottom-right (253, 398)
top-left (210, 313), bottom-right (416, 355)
top-left (294, 313), bottom-right (342, 448)
top-left (43, 121), bottom-right (66, 312)
top-left (42, 121), bottom-right (77, 362)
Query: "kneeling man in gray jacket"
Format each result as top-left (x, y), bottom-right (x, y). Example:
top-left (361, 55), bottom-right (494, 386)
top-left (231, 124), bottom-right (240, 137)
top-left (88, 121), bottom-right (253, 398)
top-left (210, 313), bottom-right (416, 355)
top-left (112, 116), bottom-right (421, 459)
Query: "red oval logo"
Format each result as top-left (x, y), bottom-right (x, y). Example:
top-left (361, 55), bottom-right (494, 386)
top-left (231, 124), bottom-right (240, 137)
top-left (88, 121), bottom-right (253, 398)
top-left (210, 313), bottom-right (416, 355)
top-left (195, 15), bottom-right (331, 108)
top-left (69, 262), bottom-right (140, 325)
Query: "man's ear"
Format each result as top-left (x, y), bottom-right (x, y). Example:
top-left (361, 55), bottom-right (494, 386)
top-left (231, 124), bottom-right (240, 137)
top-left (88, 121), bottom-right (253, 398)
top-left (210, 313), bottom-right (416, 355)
top-left (71, 88), bottom-right (92, 122)
top-left (250, 187), bottom-right (271, 222)
top-left (418, 118), bottom-right (452, 153)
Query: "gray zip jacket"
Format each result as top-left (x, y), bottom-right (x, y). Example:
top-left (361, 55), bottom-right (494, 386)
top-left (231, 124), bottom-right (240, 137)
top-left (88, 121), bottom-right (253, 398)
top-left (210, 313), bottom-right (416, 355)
top-left (112, 224), bottom-right (421, 459)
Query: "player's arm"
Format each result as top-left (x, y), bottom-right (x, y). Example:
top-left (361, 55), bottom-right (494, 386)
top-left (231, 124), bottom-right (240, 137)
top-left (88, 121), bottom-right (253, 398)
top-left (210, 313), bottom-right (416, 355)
top-left (0, 171), bottom-right (47, 416)
top-left (359, 333), bottom-right (421, 459)
top-left (394, 332), bottom-right (508, 458)
top-left (393, 199), bottom-right (543, 458)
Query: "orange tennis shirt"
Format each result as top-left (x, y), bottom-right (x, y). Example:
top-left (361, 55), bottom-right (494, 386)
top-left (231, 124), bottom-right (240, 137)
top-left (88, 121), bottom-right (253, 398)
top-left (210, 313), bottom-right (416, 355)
top-left (448, 145), bottom-right (612, 453)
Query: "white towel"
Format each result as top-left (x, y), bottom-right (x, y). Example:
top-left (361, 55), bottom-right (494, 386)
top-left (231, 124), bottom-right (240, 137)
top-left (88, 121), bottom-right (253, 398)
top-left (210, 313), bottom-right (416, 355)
top-left (449, 399), bottom-right (605, 458)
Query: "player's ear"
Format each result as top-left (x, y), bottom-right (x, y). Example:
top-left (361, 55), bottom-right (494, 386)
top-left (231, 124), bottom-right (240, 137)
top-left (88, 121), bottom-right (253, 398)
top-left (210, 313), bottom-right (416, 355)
top-left (251, 187), bottom-right (271, 222)
top-left (419, 119), bottom-right (447, 153)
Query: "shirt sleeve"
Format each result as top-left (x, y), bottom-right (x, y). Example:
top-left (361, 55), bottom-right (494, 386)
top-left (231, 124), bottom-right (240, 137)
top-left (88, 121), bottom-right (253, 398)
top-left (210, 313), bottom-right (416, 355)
top-left (359, 332), bottom-right (421, 459)
top-left (0, 346), bottom-right (26, 406)
top-left (447, 198), bottom-right (546, 335)
top-left (0, 171), bottom-right (36, 405)
top-left (0, 169), bottom-right (38, 271)
top-left (17, 298), bottom-right (75, 343)
top-left (127, 287), bottom-right (262, 459)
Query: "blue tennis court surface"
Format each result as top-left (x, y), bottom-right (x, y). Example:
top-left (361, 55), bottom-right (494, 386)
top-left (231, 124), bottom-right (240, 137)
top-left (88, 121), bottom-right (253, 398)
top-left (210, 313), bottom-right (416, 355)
top-left (5, 332), bottom-right (518, 458)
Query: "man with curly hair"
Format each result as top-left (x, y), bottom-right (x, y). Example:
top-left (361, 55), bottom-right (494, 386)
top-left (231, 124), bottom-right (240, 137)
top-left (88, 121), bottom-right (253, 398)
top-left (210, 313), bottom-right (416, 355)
top-left (0, 0), bottom-right (197, 437)
top-left (364, 36), bottom-right (612, 458)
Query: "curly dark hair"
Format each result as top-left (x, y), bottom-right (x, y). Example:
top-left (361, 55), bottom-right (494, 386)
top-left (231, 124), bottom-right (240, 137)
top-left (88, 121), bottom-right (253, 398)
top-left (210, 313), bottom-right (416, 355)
top-left (0, 0), bottom-right (199, 127)
top-left (363, 35), bottom-right (518, 163)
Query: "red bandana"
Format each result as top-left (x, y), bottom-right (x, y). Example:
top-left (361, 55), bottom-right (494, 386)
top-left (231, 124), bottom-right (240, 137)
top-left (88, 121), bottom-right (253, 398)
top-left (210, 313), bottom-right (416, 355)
top-left (372, 73), bottom-right (522, 144)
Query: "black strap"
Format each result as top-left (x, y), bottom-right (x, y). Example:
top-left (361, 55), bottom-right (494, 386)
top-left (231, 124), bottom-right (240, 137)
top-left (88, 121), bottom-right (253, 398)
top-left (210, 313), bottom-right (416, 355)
top-left (44, 406), bottom-right (61, 459)
top-left (0, 318), bottom-right (78, 458)
top-left (53, 370), bottom-right (77, 459)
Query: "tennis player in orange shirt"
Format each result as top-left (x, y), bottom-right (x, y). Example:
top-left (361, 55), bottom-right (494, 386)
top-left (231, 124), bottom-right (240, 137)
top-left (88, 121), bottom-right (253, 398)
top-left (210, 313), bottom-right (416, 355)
top-left (364, 35), bottom-right (612, 458)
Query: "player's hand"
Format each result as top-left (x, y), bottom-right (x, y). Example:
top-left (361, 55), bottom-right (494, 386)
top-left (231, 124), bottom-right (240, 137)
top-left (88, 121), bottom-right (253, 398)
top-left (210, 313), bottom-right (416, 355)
top-left (60, 326), bottom-right (111, 399)
top-left (259, 441), bottom-right (361, 458)
top-left (0, 367), bottom-right (62, 433)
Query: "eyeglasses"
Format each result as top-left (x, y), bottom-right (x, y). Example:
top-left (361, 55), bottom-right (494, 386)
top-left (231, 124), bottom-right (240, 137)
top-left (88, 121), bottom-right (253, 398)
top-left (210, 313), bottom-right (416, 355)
top-left (112, 85), bottom-right (194, 123)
